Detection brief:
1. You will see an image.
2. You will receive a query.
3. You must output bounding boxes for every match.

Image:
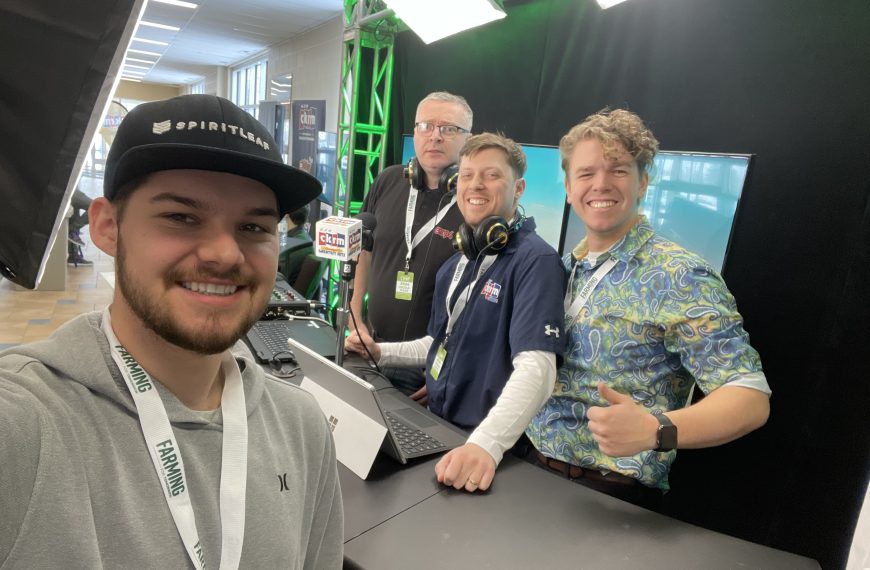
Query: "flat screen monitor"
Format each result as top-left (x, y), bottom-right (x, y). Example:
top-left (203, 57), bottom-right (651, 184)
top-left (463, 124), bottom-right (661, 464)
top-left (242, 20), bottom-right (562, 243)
top-left (401, 137), bottom-right (751, 273)
top-left (560, 151), bottom-right (752, 272)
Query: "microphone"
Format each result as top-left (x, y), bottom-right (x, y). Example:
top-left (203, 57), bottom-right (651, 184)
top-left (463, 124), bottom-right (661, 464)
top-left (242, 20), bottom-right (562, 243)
top-left (317, 211), bottom-right (377, 367)
top-left (314, 215), bottom-right (364, 262)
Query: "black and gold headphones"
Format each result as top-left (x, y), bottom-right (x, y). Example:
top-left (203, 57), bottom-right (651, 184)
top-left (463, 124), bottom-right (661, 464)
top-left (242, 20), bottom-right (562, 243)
top-left (404, 158), bottom-right (459, 193)
top-left (453, 215), bottom-right (525, 260)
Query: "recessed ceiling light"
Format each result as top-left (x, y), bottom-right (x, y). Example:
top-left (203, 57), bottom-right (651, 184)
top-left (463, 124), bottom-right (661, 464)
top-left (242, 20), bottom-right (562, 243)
top-left (128, 48), bottom-right (162, 56)
top-left (125, 57), bottom-right (157, 65)
top-left (597, 0), bottom-right (631, 7)
top-left (132, 37), bottom-right (170, 46)
top-left (151, 0), bottom-right (198, 8)
top-left (122, 77), bottom-right (143, 83)
top-left (124, 63), bottom-right (152, 71)
top-left (139, 20), bottom-right (181, 32)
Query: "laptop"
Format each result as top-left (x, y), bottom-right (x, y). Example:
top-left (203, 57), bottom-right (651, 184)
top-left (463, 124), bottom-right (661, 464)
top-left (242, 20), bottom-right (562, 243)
top-left (246, 318), bottom-right (339, 362)
top-left (287, 337), bottom-right (467, 467)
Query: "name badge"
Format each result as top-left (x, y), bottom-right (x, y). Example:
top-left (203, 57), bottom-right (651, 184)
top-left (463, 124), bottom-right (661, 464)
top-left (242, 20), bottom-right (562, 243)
top-left (430, 343), bottom-right (447, 380)
top-left (395, 271), bottom-right (414, 300)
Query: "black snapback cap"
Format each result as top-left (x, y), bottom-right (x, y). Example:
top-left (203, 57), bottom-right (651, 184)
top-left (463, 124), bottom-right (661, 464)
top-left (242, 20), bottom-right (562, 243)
top-left (104, 94), bottom-right (322, 215)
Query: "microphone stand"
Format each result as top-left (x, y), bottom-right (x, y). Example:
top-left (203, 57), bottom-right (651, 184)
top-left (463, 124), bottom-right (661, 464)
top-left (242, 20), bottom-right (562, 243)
top-left (333, 258), bottom-right (356, 367)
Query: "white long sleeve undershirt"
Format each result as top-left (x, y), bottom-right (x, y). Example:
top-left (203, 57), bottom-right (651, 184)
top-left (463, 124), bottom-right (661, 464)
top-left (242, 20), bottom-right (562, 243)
top-left (379, 339), bottom-right (556, 465)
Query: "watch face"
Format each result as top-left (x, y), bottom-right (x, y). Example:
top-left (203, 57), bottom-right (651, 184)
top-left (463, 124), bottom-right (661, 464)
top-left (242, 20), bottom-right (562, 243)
top-left (658, 424), bottom-right (678, 451)
top-left (653, 411), bottom-right (678, 452)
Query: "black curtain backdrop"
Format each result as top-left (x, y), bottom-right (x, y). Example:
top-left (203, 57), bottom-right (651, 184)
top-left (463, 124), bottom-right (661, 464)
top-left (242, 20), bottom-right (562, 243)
top-left (392, 0), bottom-right (870, 568)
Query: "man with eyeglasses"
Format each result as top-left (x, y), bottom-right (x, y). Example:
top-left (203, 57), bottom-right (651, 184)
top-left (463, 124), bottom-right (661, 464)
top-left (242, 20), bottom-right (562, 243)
top-left (348, 91), bottom-right (473, 398)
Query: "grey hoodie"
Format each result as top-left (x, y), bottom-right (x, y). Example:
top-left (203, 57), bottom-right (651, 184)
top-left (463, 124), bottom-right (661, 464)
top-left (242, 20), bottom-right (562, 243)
top-left (0, 312), bottom-right (343, 569)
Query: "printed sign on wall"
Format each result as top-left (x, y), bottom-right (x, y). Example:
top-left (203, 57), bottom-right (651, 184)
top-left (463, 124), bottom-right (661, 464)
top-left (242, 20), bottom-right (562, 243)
top-left (291, 100), bottom-right (326, 177)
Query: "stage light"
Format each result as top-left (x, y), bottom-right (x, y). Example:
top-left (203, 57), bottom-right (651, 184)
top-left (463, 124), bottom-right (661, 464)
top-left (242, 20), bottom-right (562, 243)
top-left (384, 0), bottom-right (506, 44)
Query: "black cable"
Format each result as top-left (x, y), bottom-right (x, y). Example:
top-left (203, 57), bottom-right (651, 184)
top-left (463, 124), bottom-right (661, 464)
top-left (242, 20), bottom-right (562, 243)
top-left (399, 188), bottom-right (455, 341)
top-left (458, 246), bottom-right (492, 324)
top-left (267, 349), bottom-right (300, 379)
top-left (452, 215), bottom-right (523, 318)
top-left (348, 365), bottom-right (391, 384)
top-left (268, 365), bottom-right (301, 379)
top-left (443, 233), bottom-right (506, 380)
top-left (348, 304), bottom-right (383, 374)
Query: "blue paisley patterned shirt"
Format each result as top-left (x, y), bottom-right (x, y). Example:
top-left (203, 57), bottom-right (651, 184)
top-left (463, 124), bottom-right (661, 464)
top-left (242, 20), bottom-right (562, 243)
top-left (526, 217), bottom-right (768, 491)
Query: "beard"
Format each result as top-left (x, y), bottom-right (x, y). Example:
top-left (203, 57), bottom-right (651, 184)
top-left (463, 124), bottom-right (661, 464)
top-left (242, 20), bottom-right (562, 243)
top-left (115, 234), bottom-right (266, 355)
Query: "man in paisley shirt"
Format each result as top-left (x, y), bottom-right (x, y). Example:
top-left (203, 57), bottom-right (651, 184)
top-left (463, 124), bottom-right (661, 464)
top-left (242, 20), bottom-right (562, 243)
top-left (525, 109), bottom-right (771, 508)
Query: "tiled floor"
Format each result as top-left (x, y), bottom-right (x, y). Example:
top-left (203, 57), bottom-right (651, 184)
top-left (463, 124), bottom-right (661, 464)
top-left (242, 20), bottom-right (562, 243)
top-left (0, 175), bottom-right (115, 350)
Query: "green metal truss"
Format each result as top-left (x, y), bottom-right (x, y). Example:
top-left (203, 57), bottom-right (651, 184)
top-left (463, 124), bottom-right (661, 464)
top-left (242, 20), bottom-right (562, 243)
top-left (326, 0), bottom-right (397, 315)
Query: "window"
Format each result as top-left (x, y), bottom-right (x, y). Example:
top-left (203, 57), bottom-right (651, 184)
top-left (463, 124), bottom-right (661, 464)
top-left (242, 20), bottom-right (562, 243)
top-left (189, 81), bottom-right (204, 95)
top-left (230, 58), bottom-right (267, 118)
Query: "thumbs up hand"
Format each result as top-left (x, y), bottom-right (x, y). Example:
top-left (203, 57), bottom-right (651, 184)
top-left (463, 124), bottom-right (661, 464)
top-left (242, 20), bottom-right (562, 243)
top-left (586, 382), bottom-right (659, 457)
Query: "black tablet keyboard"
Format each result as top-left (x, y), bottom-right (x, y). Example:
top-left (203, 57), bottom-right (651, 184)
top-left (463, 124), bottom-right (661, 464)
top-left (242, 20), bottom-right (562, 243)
top-left (384, 411), bottom-right (445, 455)
top-left (246, 321), bottom-right (298, 363)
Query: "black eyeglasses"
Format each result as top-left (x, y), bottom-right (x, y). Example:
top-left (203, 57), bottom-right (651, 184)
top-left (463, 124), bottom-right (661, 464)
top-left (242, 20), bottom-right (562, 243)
top-left (415, 122), bottom-right (469, 139)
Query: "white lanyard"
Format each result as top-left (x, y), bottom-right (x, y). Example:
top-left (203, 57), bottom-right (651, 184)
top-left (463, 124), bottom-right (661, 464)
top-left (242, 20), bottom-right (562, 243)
top-left (444, 254), bottom-right (497, 337)
top-left (404, 185), bottom-right (457, 268)
top-left (102, 309), bottom-right (248, 570)
top-left (564, 256), bottom-right (619, 330)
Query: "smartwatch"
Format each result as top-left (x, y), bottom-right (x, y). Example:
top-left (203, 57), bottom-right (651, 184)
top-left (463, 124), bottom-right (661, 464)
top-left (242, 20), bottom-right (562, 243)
top-left (652, 409), bottom-right (677, 452)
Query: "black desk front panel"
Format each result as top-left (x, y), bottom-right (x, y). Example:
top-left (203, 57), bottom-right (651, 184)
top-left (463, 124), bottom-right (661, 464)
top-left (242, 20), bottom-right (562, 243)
top-left (339, 454), bottom-right (443, 542)
top-left (262, 344), bottom-right (818, 569)
top-left (343, 458), bottom-right (819, 569)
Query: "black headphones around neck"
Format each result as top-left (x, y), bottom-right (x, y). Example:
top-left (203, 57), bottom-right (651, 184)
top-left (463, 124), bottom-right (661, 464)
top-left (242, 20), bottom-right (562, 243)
top-left (404, 158), bottom-right (459, 193)
top-left (453, 215), bottom-right (525, 260)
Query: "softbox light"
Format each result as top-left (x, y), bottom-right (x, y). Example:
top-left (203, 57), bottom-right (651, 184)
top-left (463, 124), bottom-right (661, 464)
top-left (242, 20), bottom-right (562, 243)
top-left (0, 0), bottom-right (144, 288)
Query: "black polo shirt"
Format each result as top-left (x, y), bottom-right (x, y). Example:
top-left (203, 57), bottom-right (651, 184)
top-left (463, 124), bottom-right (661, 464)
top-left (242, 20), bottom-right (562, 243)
top-left (361, 164), bottom-right (464, 341)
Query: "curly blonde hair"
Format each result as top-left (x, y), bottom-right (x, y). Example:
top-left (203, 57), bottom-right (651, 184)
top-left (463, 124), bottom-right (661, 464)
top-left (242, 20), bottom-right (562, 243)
top-left (559, 108), bottom-right (659, 176)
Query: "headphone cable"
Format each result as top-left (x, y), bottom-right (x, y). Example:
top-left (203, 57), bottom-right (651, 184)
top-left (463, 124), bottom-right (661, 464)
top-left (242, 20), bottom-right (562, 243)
top-left (348, 304), bottom-right (383, 374)
top-left (399, 187), bottom-right (456, 341)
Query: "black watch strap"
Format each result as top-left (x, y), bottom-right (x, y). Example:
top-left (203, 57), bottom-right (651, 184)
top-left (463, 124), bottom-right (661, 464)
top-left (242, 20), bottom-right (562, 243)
top-left (652, 409), bottom-right (677, 452)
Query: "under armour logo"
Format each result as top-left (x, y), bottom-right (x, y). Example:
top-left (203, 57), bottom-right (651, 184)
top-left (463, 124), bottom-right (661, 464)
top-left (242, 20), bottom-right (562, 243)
top-left (544, 324), bottom-right (560, 338)
top-left (152, 120), bottom-right (172, 135)
top-left (328, 415), bottom-right (338, 432)
top-left (278, 472), bottom-right (290, 492)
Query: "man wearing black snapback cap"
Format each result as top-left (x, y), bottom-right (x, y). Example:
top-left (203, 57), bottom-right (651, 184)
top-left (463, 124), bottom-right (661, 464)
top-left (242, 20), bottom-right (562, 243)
top-left (0, 95), bottom-right (343, 568)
